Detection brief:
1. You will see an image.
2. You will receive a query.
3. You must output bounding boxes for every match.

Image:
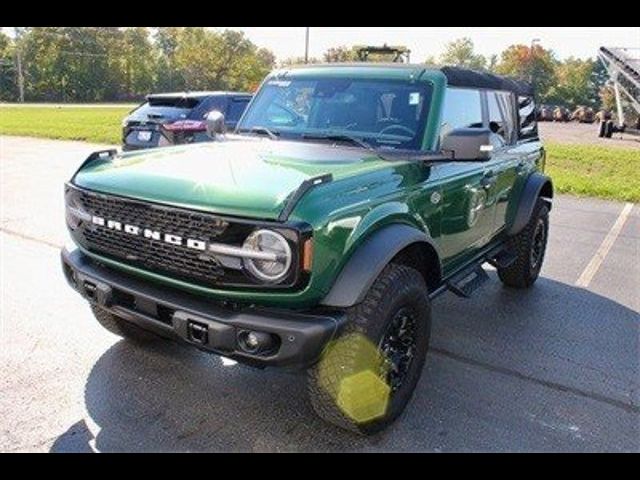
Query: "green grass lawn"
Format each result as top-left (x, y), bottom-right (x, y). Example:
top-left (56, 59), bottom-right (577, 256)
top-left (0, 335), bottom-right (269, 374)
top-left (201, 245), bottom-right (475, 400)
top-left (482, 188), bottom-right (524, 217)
top-left (1, 106), bottom-right (638, 202)
top-left (546, 143), bottom-right (640, 203)
top-left (0, 106), bottom-right (129, 144)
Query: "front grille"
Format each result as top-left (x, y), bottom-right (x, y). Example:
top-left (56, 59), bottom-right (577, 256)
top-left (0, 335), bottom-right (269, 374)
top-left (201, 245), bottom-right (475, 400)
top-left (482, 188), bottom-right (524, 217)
top-left (70, 188), bottom-right (261, 288)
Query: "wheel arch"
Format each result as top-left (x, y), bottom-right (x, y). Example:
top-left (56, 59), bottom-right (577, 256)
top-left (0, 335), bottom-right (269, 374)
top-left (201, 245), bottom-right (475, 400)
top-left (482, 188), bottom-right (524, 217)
top-left (320, 224), bottom-right (442, 309)
top-left (508, 173), bottom-right (554, 236)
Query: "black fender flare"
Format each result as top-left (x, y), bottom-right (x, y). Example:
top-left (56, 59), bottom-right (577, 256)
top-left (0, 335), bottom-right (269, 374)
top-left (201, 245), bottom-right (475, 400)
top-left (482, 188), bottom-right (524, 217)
top-left (508, 173), bottom-right (554, 236)
top-left (320, 224), bottom-right (440, 309)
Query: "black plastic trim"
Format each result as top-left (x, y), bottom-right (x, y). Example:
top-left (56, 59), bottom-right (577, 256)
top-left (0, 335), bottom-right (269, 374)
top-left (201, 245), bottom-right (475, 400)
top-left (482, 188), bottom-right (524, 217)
top-left (508, 173), bottom-right (554, 236)
top-left (71, 150), bottom-right (118, 183)
top-left (62, 248), bottom-right (344, 369)
top-left (278, 174), bottom-right (333, 222)
top-left (321, 224), bottom-right (441, 308)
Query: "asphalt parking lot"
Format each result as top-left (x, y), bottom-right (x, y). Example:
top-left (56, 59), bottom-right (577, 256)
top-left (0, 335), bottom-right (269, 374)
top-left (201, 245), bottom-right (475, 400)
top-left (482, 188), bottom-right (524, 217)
top-left (0, 136), bottom-right (638, 452)
top-left (538, 122), bottom-right (640, 148)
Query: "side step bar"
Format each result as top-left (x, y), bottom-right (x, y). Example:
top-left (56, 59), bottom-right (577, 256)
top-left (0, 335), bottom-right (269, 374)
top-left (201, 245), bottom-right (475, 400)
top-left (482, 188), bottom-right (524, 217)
top-left (429, 245), bottom-right (518, 300)
top-left (447, 266), bottom-right (490, 299)
top-left (488, 249), bottom-right (518, 270)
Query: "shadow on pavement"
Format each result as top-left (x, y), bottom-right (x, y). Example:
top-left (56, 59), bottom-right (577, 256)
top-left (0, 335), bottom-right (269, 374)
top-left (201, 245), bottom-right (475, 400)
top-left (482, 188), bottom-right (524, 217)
top-left (75, 277), bottom-right (639, 453)
top-left (49, 420), bottom-right (94, 453)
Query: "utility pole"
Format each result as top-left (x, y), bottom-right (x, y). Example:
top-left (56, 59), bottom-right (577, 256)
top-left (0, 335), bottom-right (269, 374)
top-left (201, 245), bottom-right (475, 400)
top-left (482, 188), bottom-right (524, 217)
top-left (14, 28), bottom-right (25, 103)
top-left (529, 38), bottom-right (541, 84)
top-left (304, 27), bottom-right (310, 64)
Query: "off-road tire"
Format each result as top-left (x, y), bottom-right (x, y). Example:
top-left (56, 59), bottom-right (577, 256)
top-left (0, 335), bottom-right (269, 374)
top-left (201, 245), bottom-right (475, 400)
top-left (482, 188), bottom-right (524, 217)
top-left (307, 264), bottom-right (431, 435)
top-left (605, 121), bottom-right (614, 139)
top-left (598, 121), bottom-right (607, 138)
top-left (91, 305), bottom-right (160, 343)
top-left (498, 199), bottom-right (550, 289)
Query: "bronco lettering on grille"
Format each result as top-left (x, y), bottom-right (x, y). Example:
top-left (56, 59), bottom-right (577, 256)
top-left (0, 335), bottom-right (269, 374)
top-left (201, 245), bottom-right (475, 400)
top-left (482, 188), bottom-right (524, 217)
top-left (92, 216), bottom-right (207, 252)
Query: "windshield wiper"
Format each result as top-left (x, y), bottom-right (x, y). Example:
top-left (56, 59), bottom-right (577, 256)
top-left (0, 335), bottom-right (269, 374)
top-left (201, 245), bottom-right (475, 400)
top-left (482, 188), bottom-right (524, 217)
top-left (302, 133), bottom-right (375, 151)
top-left (239, 126), bottom-right (280, 141)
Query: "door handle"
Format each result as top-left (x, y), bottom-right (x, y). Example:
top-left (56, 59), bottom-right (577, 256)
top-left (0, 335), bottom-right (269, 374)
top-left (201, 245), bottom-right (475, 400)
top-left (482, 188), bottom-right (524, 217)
top-left (481, 172), bottom-right (497, 190)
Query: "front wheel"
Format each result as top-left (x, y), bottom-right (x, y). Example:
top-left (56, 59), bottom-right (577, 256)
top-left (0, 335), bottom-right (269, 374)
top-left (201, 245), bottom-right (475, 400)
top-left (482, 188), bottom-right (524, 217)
top-left (498, 199), bottom-right (550, 289)
top-left (307, 264), bottom-right (431, 435)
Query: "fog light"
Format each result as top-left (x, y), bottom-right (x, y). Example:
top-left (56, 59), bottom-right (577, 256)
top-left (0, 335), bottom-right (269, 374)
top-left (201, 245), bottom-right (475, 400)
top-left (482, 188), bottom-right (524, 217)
top-left (238, 330), bottom-right (277, 355)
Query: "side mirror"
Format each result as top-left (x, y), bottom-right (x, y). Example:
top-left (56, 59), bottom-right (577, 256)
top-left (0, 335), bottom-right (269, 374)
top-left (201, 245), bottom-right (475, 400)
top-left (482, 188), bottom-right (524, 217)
top-left (441, 128), bottom-right (494, 161)
top-left (205, 111), bottom-right (226, 139)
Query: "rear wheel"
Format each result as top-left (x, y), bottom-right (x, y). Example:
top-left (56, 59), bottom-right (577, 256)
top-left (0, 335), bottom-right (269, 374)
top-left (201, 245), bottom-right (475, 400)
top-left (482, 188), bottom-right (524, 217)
top-left (91, 305), bottom-right (160, 343)
top-left (498, 199), bottom-right (549, 289)
top-left (605, 121), bottom-right (614, 139)
top-left (307, 264), bottom-right (431, 435)
top-left (598, 121), bottom-right (607, 138)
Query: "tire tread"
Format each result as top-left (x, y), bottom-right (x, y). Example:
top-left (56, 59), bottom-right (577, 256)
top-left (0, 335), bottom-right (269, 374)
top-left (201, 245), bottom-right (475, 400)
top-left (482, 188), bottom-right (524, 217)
top-left (498, 199), bottom-right (549, 289)
top-left (308, 264), bottom-right (430, 434)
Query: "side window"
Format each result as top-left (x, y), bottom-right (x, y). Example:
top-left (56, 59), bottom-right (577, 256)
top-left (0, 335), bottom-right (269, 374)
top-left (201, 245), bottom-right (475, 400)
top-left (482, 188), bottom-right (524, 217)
top-left (487, 91), bottom-right (516, 147)
top-left (226, 99), bottom-right (251, 124)
top-left (518, 95), bottom-right (538, 141)
top-left (441, 88), bottom-right (483, 138)
top-left (190, 97), bottom-right (225, 120)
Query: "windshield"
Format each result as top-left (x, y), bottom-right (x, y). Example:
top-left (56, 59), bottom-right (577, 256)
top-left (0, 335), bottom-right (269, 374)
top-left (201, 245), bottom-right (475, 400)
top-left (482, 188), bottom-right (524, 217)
top-left (238, 77), bottom-right (432, 151)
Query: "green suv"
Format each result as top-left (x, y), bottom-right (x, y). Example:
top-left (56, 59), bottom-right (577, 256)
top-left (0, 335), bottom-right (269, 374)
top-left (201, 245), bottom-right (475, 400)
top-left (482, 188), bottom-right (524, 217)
top-left (62, 64), bottom-right (552, 434)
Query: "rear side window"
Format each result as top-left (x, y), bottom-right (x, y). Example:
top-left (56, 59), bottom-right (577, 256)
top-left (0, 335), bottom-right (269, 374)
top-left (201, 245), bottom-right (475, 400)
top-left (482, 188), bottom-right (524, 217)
top-left (487, 91), bottom-right (517, 147)
top-left (441, 88), bottom-right (483, 136)
top-left (226, 99), bottom-right (252, 123)
top-left (518, 96), bottom-right (539, 141)
top-left (190, 97), bottom-right (226, 120)
top-left (148, 97), bottom-right (200, 109)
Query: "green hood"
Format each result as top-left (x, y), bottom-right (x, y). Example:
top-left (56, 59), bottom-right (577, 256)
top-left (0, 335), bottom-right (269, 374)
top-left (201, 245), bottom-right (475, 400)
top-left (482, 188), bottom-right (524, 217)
top-left (73, 139), bottom-right (391, 220)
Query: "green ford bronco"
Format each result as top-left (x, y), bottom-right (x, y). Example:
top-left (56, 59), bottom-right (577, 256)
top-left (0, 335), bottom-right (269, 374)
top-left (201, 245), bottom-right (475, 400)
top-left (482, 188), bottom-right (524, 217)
top-left (62, 64), bottom-right (552, 434)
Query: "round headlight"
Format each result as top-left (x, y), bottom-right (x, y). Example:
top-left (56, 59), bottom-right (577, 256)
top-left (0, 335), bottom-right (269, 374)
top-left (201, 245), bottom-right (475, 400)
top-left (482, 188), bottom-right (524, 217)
top-left (242, 230), bottom-right (292, 284)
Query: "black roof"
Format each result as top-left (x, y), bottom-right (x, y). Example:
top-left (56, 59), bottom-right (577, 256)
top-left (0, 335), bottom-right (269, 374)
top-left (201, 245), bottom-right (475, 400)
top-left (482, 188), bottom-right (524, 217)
top-left (441, 66), bottom-right (534, 97)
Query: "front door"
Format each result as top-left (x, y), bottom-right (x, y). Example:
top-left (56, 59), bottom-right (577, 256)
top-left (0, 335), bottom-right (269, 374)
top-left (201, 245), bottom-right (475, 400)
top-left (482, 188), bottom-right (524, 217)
top-left (435, 87), bottom-right (498, 273)
top-left (437, 163), bottom-right (497, 272)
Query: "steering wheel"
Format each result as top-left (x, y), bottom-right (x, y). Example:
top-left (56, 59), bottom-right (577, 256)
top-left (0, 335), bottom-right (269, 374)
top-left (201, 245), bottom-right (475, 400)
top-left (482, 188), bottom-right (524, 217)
top-left (379, 124), bottom-right (415, 137)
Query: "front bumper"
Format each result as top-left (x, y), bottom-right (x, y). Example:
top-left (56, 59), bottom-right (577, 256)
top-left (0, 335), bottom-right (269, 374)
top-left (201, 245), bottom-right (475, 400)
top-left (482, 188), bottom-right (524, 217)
top-left (61, 248), bottom-right (344, 369)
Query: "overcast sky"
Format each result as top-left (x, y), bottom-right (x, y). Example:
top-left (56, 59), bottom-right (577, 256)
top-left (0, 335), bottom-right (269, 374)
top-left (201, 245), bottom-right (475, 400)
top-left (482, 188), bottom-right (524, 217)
top-left (213, 27), bottom-right (639, 61)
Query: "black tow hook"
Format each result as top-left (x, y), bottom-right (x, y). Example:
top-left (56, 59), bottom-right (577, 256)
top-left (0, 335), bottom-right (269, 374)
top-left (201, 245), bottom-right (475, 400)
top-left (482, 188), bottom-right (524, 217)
top-left (83, 282), bottom-right (97, 301)
top-left (187, 321), bottom-right (209, 346)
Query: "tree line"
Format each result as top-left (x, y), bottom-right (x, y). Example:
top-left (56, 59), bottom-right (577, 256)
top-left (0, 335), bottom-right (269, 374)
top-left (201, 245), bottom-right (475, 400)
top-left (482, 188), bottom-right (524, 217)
top-left (0, 27), bottom-right (276, 102)
top-left (318, 39), bottom-right (614, 111)
top-left (0, 29), bottom-right (616, 111)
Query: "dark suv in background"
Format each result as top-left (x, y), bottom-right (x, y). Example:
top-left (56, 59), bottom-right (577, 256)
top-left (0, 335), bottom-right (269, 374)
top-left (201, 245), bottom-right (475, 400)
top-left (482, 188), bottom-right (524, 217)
top-left (122, 92), bottom-right (252, 150)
